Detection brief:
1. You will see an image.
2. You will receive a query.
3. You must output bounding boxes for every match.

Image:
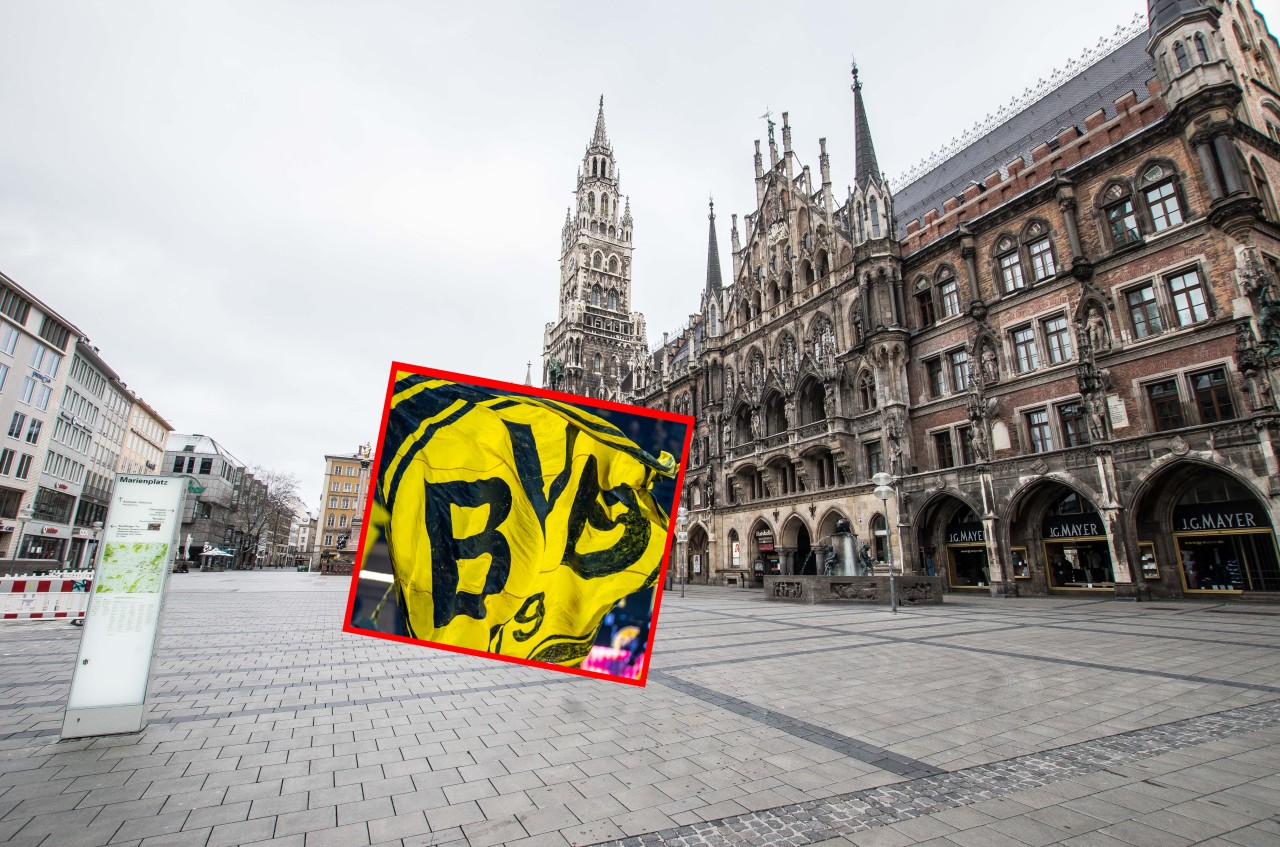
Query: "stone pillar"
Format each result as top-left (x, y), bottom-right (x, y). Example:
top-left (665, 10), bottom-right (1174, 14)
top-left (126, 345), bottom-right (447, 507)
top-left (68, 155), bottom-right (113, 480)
top-left (960, 230), bottom-right (982, 302)
top-left (1196, 142), bottom-right (1226, 201)
top-left (777, 548), bottom-right (794, 575)
top-left (1095, 448), bottom-right (1144, 600)
top-left (837, 531), bottom-right (855, 577)
top-left (1213, 135), bottom-right (1247, 196)
top-left (1057, 190), bottom-right (1083, 259)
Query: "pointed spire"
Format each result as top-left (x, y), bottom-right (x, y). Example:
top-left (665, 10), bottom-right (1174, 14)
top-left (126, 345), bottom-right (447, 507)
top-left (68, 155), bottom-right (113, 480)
top-left (622, 195), bottom-right (632, 226)
top-left (524, 361), bottom-right (532, 386)
top-left (706, 195), bottom-right (723, 297)
top-left (851, 60), bottom-right (883, 190)
top-left (592, 95), bottom-right (609, 147)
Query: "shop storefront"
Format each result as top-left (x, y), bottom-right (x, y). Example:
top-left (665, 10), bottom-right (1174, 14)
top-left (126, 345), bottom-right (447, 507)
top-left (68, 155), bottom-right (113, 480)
top-left (753, 527), bottom-right (779, 575)
top-left (945, 510), bottom-right (989, 589)
top-left (1043, 493), bottom-right (1114, 591)
top-left (1173, 499), bottom-right (1280, 593)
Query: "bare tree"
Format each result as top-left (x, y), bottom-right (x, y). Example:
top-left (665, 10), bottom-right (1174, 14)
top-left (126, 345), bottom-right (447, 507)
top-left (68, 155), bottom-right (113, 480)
top-left (229, 466), bottom-right (300, 569)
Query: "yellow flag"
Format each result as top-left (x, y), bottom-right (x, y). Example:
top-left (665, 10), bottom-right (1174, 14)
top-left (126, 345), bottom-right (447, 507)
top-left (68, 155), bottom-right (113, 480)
top-left (371, 373), bottom-right (677, 666)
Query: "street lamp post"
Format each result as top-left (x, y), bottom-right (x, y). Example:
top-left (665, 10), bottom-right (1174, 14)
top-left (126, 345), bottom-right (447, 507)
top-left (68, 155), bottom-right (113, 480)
top-left (675, 505), bottom-right (688, 598)
top-left (871, 472), bottom-right (898, 615)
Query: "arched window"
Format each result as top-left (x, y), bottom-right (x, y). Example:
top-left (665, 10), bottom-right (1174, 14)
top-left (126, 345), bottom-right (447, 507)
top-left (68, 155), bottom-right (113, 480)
top-left (1194, 32), bottom-right (1210, 63)
top-left (1022, 220), bottom-right (1057, 282)
top-left (592, 285), bottom-right (601, 306)
top-left (938, 267), bottom-right (961, 317)
top-left (870, 200), bottom-right (881, 238)
top-left (607, 290), bottom-right (617, 310)
top-left (858, 371), bottom-right (877, 410)
top-left (593, 353), bottom-right (602, 372)
top-left (1174, 41), bottom-right (1190, 73)
top-left (1101, 181), bottom-right (1141, 248)
top-left (1253, 158), bottom-right (1278, 220)
top-left (608, 256), bottom-right (618, 273)
top-left (588, 192), bottom-right (596, 215)
top-left (592, 159), bottom-right (598, 177)
top-left (592, 251), bottom-right (603, 269)
top-left (1140, 163), bottom-right (1185, 232)
top-left (602, 195), bottom-right (609, 217)
top-left (995, 235), bottom-right (1025, 293)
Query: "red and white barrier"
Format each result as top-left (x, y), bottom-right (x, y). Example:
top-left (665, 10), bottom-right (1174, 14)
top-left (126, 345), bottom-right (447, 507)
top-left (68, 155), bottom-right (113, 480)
top-left (1, 574), bottom-right (94, 620)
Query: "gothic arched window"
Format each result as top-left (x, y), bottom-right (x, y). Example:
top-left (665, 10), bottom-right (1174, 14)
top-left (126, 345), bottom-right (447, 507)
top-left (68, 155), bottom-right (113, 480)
top-left (592, 285), bottom-right (601, 306)
top-left (870, 200), bottom-right (881, 238)
top-left (858, 371), bottom-right (877, 411)
top-left (608, 256), bottom-right (618, 273)
top-left (602, 195), bottom-right (609, 217)
top-left (592, 251), bottom-right (603, 269)
top-left (1194, 32), bottom-right (1210, 63)
top-left (1174, 41), bottom-right (1190, 73)
top-left (592, 159), bottom-right (598, 177)
top-left (608, 290), bottom-right (617, 310)
top-left (1253, 158), bottom-right (1278, 220)
top-left (588, 192), bottom-right (596, 215)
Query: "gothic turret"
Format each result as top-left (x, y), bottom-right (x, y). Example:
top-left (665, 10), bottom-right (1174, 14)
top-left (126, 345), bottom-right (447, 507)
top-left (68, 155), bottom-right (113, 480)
top-left (544, 98), bottom-right (648, 400)
top-left (703, 198), bottom-right (724, 337)
top-left (850, 63), bottom-right (894, 246)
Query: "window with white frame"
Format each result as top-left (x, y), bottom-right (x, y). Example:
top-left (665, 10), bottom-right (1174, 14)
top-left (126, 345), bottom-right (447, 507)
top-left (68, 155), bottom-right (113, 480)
top-left (1126, 283), bottom-right (1163, 339)
top-left (1142, 165), bottom-right (1184, 232)
top-left (1012, 326), bottom-right (1039, 373)
top-left (1026, 409), bottom-right (1054, 453)
top-left (939, 271), bottom-right (961, 317)
top-left (948, 349), bottom-right (970, 392)
top-left (1043, 316), bottom-right (1073, 364)
top-left (1166, 268), bottom-right (1209, 327)
top-left (925, 357), bottom-right (945, 399)
top-left (996, 236), bottom-right (1025, 293)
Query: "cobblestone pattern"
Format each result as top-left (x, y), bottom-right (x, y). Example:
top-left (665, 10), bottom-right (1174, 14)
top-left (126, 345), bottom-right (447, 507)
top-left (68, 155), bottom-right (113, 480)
top-left (590, 697), bottom-right (1280, 846)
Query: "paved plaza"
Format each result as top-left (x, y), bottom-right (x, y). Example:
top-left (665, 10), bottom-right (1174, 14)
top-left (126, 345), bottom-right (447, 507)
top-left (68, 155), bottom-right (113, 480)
top-left (2, 573), bottom-right (1280, 847)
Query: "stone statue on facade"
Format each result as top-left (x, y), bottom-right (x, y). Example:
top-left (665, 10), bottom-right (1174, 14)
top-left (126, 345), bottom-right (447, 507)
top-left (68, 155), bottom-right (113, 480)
top-left (887, 417), bottom-right (904, 476)
top-left (1085, 305), bottom-right (1110, 353)
top-left (784, 396), bottom-right (796, 430)
top-left (823, 386), bottom-right (837, 419)
top-left (980, 341), bottom-right (999, 384)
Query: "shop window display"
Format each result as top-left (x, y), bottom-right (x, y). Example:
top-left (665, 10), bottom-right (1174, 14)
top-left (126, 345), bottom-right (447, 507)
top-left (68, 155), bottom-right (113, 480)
top-left (1172, 476), bottom-right (1280, 592)
top-left (1042, 491), bottom-right (1114, 589)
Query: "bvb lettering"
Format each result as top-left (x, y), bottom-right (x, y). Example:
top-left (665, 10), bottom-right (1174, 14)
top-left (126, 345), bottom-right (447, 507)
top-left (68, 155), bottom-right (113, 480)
top-left (424, 426), bottom-right (652, 629)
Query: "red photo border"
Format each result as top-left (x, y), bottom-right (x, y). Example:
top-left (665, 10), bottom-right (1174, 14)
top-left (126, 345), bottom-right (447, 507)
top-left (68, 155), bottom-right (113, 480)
top-left (341, 361), bottom-right (694, 687)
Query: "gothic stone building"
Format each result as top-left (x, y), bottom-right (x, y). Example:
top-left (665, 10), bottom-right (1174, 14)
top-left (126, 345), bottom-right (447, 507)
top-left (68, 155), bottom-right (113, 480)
top-left (589, 0), bottom-right (1280, 601)
top-left (542, 98), bottom-right (651, 401)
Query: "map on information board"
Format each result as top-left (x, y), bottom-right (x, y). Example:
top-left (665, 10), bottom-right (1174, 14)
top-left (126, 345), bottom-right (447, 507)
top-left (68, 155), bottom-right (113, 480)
top-left (94, 542), bottom-right (169, 594)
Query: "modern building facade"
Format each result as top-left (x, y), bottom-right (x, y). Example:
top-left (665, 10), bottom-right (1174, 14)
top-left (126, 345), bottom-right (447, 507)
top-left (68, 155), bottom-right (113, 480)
top-left (166, 433), bottom-right (250, 565)
top-left (541, 98), bottom-right (651, 401)
top-left (118, 392), bottom-right (172, 478)
top-left (317, 444), bottom-right (372, 562)
top-left (567, 0), bottom-right (1280, 600)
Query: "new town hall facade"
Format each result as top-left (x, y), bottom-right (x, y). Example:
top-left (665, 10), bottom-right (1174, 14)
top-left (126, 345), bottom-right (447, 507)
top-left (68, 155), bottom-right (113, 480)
top-left (545, 0), bottom-right (1280, 600)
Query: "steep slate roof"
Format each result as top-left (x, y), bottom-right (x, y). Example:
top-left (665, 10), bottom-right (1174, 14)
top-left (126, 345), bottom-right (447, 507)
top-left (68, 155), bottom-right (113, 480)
top-left (892, 31), bottom-right (1156, 231)
top-left (706, 200), bottom-right (723, 296)
top-left (852, 67), bottom-right (883, 190)
top-left (1149, 0), bottom-right (1208, 35)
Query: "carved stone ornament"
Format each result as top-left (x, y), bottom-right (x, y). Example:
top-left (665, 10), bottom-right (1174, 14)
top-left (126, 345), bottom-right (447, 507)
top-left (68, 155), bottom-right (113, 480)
top-left (1030, 458), bottom-right (1049, 476)
top-left (1169, 435), bottom-right (1190, 456)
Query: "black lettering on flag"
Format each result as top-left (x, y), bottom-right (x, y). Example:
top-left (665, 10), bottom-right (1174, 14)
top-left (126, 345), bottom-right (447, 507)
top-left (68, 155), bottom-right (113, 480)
top-left (510, 592), bottom-right (546, 642)
top-left (561, 454), bottom-right (651, 579)
top-left (505, 422), bottom-right (577, 531)
top-left (423, 477), bottom-right (513, 628)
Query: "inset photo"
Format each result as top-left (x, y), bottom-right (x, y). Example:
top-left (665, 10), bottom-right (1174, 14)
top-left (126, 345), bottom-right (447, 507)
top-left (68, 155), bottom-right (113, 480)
top-left (344, 363), bottom-right (691, 685)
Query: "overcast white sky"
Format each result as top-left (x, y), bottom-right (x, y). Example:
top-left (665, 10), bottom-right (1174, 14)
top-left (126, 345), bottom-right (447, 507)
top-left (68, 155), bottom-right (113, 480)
top-left (2, 0), bottom-right (1271, 506)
